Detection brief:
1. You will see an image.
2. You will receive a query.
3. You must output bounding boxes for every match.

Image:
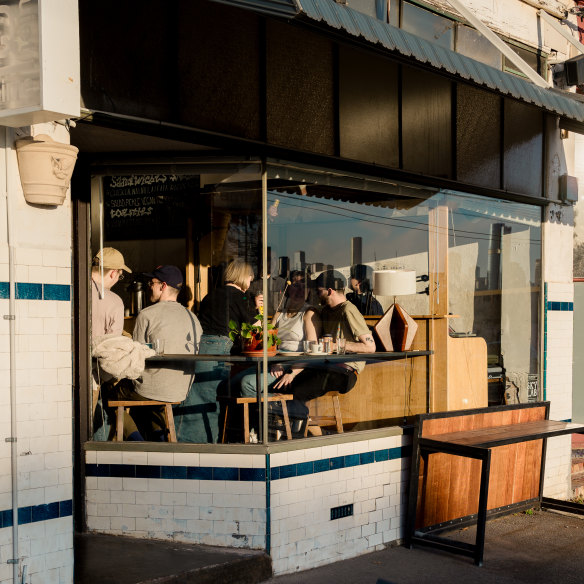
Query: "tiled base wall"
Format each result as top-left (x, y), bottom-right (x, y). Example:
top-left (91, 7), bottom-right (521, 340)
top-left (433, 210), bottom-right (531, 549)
top-left (269, 435), bottom-right (409, 574)
top-left (85, 434), bottom-right (410, 575)
top-left (85, 451), bottom-right (268, 549)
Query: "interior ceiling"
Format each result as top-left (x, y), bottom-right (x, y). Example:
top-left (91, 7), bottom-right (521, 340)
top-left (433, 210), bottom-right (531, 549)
top-left (69, 123), bottom-right (215, 153)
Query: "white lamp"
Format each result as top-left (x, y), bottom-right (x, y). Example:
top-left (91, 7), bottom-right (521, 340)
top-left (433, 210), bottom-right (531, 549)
top-left (373, 269), bottom-right (418, 351)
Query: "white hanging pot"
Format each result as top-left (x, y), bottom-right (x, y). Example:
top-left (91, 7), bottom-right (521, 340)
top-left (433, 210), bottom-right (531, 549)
top-left (15, 134), bottom-right (79, 205)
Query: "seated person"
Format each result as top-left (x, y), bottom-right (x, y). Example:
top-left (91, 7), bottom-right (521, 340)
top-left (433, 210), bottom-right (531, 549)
top-left (346, 264), bottom-right (383, 316)
top-left (112, 265), bottom-right (202, 440)
top-left (236, 272), bottom-right (320, 398)
top-left (271, 270), bottom-right (376, 435)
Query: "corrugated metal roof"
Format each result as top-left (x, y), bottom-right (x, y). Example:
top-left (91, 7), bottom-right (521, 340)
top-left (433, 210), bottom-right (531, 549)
top-left (212, 0), bottom-right (297, 17)
top-left (294, 0), bottom-right (584, 122)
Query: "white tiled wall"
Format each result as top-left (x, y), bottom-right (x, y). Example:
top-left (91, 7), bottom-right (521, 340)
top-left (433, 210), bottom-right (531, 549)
top-left (542, 207), bottom-right (575, 499)
top-left (269, 435), bottom-right (407, 575)
top-left (0, 123), bottom-right (74, 584)
top-left (86, 451), bottom-right (267, 549)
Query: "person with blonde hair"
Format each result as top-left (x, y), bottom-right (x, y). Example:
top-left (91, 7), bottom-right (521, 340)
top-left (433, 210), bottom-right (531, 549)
top-left (175, 258), bottom-right (262, 443)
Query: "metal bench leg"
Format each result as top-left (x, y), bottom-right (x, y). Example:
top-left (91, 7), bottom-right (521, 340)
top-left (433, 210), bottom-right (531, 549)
top-left (405, 443), bottom-right (423, 548)
top-left (474, 450), bottom-right (492, 566)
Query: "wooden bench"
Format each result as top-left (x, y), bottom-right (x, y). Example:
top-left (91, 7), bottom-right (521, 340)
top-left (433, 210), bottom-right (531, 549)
top-left (405, 402), bottom-right (584, 566)
top-left (108, 400), bottom-right (179, 443)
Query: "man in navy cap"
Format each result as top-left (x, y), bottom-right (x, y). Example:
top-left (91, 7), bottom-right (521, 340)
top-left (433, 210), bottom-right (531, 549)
top-left (119, 265), bottom-right (202, 440)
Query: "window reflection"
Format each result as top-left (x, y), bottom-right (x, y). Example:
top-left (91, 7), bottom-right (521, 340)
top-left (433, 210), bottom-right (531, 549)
top-left (89, 162), bottom-right (542, 444)
top-left (402, 1), bottom-right (454, 50)
top-left (445, 192), bottom-right (541, 406)
top-left (457, 24), bottom-right (501, 69)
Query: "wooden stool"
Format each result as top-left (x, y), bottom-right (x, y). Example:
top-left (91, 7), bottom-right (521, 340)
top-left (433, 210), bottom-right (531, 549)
top-left (219, 394), bottom-right (294, 443)
top-left (306, 391), bottom-right (344, 436)
top-left (108, 400), bottom-right (180, 442)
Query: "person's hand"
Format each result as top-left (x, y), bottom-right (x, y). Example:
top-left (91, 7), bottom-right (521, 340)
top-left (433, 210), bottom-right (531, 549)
top-left (273, 372), bottom-right (296, 390)
top-left (270, 364), bottom-right (284, 378)
top-left (254, 293), bottom-right (264, 310)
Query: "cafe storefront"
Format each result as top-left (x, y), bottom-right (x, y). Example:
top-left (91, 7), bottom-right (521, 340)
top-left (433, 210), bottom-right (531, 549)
top-left (73, 0), bottom-right (580, 574)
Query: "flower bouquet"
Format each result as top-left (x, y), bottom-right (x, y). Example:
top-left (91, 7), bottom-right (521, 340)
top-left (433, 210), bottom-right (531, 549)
top-left (228, 315), bottom-right (281, 356)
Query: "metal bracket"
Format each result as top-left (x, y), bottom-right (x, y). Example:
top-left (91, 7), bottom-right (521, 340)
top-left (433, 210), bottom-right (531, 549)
top-left (6, 559), bottom-right (18, 565)
top-left (5, 437), bottom-right (16, 442)
top-left (3, 314), bottom-right (15, 320)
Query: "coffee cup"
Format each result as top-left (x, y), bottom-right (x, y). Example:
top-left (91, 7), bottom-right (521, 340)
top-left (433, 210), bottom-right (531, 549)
top-left (310, 341), bottom-right (323, 354)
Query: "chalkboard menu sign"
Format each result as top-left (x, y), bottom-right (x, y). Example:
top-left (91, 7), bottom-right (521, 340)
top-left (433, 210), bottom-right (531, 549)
top-left (104, 175), bottom-right (199, 240)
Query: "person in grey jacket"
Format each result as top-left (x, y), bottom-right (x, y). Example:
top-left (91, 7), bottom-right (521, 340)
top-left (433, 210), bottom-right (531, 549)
top-left (114, 265), bottom-right (202, 440)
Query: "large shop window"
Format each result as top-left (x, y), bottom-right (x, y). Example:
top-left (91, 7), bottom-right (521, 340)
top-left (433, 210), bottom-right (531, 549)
top-left (88, 160), bottom-right (541, 446)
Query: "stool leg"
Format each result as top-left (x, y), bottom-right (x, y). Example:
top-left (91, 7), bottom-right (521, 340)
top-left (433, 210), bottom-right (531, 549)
top-left (165, 404), bottom-right (177, 443)
top-left (116, 406), bottom-right (124, 442)
top-left (333, 395), bottom-right (343, 433)
top-left (281, 401), bottom-right (292, 440)
top-left (243, 403), bottom-right (250, 444)
top-left (221, 404), bottom-right (229, 444)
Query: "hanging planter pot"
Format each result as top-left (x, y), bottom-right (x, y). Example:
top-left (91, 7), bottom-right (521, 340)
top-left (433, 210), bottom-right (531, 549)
top-left (15, 134), bottom-right (79, 205)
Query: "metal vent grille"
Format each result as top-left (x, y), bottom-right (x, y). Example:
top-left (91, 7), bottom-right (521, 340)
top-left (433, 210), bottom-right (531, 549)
top-left (330, 504), bottom-right (353, 520)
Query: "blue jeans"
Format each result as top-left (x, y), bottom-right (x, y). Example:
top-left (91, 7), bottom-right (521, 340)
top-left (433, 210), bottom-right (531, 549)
top-left (174, 335), bottom-right (233, 443)
top-left (231, 368), bottom-right (278, 398)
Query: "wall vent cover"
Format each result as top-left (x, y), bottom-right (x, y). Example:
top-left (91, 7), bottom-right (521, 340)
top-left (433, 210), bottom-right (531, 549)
top-left (330, 504), bottom-right (353, 520)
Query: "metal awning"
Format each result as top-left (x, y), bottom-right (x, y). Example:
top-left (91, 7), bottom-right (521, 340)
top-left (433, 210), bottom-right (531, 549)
top-left (213, 0), bottom-right (584, 124)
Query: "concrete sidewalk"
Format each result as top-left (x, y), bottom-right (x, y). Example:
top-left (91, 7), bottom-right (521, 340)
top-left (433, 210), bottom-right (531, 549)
top-left (74, 508), bottom-right (584, 584)
top-left (263, 508), bottom-right (584, 584)
top-left (74, 533), bottom-right (271, 584)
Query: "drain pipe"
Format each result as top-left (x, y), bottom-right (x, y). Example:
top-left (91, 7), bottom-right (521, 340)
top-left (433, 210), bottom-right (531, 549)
top-left (5, 126), bottom-right (20, 583)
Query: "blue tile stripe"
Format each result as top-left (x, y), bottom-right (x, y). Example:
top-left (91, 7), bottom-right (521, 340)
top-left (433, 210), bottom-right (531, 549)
top-left (86, 445), bottom-right (410, 482)
top-left (546, 301), bottom-right (573, 311)
top-left (0, 282), bottom-right (70, 301)
top-left (0, 500), bottom-right (72, 528)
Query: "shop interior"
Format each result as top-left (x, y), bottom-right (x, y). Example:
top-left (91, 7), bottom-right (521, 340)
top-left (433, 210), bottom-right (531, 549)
top-left (79, 135), bottom-right (542, 445)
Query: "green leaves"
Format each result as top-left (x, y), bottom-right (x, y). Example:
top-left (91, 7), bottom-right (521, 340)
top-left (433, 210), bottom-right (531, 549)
top-left (228, 318), bottom-right (281, 350)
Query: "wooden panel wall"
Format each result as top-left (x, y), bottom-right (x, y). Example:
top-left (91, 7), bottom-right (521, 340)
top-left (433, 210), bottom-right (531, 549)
top-left (308, 317), bottom-right (430, 428)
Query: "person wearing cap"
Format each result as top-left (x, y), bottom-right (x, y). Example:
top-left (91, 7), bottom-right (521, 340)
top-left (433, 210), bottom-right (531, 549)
top-left (91, 247), bottom-right (132, 338)
top-left (91, 247), bottom-right (132, 439)
top-left (117, 265), bottom-right (202, 440)
top-left (271, 269), bottom-right (376, 437)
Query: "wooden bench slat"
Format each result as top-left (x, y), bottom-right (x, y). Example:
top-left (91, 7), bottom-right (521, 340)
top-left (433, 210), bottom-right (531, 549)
top-left (422, 420), bottom-right (584, 448)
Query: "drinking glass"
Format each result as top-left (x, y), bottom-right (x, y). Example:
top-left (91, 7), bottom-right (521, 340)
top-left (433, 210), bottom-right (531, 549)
top-left (153, 339), bottom-right (165, 355)
top-left (303, 340), bottom-right (311, 354)
top-left (336, 338), bottom-right (346, 354)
